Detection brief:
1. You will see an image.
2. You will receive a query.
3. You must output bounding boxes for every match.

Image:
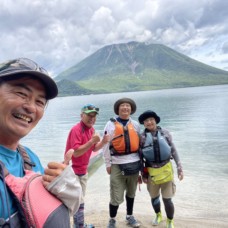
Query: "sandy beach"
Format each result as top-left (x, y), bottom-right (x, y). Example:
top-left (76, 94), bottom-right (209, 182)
top-left (81, 159), bottom-right (228, 228)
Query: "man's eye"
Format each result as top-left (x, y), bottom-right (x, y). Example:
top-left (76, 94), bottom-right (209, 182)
top-left (16, 91), bottom-right (27, 97)
top-left (37, 100), bottom-right (46, 108)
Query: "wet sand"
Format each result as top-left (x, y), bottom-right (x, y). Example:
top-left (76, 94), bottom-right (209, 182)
top-left (81, 158), bottom-right (227, 227)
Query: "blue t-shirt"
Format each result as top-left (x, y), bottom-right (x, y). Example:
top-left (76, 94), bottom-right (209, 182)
top-left (0, 144), bottom-right (44, 220)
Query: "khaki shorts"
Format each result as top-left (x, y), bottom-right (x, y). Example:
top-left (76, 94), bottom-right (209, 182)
top-left (110, 164), bottom-right (139, 206)
top-left (76, 173), bottom-right (88, 203)
top-left (147, 176), bottom-right (176, 199)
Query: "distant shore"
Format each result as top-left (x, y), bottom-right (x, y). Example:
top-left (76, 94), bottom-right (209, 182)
top-left (80, 160), bottom-right (228, 228)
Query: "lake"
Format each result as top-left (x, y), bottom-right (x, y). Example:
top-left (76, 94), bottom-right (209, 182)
top-left (21, 84), bottom-right (228, 221)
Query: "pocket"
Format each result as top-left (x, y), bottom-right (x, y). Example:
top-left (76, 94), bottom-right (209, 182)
top-left (172, 182), bottom-right (176, 195)
top-left (119, 161), bottom-right (141, 176)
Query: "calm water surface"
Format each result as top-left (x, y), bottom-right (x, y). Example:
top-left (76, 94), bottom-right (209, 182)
top-left (22, 85), bottom-right (228, 220)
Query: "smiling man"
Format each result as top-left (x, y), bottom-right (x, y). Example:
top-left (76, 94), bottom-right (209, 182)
top-left (0, 58), bottom-right (81, 227)
top-left (65, 104), bottom-right (109, 228)
top-left (103, 98), bottom-right (141, 228)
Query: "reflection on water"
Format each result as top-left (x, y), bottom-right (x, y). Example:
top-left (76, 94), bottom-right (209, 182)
top-left (22, 85), bottom-right (228, 220)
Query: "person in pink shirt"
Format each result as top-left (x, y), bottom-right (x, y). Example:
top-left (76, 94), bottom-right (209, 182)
top-left (65, 104), bottom-right (109, 228)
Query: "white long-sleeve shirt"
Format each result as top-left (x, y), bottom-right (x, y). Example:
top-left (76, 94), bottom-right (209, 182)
top-left (102, 117), bottom-right (141, 168)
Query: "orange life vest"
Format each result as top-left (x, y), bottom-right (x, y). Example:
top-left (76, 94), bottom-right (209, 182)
top-left (110, 119), bottom-right (139, 155)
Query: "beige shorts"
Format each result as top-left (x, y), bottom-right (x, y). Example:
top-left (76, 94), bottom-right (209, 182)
top-left (147, 176), bottom-right (176, 199)
top-left (110, 164), bottom-right (139, 206)
top-left (76, 173), bottom-right (88, 203)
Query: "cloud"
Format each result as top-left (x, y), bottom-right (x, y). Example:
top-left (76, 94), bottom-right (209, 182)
top-left (0, 0), bottom-right (228, 77)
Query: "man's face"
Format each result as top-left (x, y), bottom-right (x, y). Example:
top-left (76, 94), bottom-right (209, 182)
top-left (118, 103), bottom-right (131, 119)
top-left (0, 77), bottom-right (47, 145)
top-left (81, 112), bottom-right (97, 128)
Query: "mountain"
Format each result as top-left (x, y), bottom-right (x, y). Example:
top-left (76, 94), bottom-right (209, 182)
top-left (56, 79), bottom-right (94, 96)
top-left (55, 41), bottom-right (228, 94)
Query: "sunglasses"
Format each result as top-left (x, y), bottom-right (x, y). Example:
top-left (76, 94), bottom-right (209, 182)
top-left (0, 58), bottom-right (48, 76)
top-left (83, 105), bottom-right (99, 112)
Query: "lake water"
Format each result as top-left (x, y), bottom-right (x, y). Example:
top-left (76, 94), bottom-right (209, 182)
top-left (21, 84), bottom-right (228, 221)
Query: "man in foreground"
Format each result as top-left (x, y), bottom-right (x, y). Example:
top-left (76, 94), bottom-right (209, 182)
top-left (0, 58), bottom-right (81, 227)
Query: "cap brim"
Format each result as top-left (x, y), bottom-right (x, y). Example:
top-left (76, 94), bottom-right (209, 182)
top-left (83, 110), bottom-right (99, 114)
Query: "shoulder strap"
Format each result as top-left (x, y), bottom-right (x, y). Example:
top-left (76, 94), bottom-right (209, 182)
top-left (0, 145), bottom-right (36, 178)
top-left (0, 160), bottom-right (9, 179)
top-left (153, 131), bottom-right (161, 163)
top-left (17, 145), bottom-right (36, 171)
top-left (157, 126), bottom-right (171, 146)
top-left (110, 117), bottom-right (116, 122)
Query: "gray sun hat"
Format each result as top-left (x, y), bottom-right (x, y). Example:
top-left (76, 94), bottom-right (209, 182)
top-left (114, 98), bottom-right (136, 115)
top-left (0, 58), bottom-right (58, 99)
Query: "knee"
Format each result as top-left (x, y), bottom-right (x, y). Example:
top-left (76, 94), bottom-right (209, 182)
top-left (152, 196), bottom-right (160, 206)
top-left (162, 198), bottom-right (173, 207)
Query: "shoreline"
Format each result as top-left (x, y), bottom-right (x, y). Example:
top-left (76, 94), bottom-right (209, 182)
top-left (84, 211), bottom-right (228, 228)
top-left (82, 159), bottom-right (228, 227)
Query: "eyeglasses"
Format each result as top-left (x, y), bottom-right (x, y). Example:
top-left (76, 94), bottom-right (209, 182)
top-left (82, 105), bottom-right (99, 112)
top-left (0, 58), bottom-right (48, 76)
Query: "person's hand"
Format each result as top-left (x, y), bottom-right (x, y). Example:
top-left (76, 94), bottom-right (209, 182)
top-left (178, 171), bottom-right (184, 181)
top-left (138, 175), bottom-right (143, 184)
top-left (101, 131), bottom-right (110, 144)
top-left (42, 149), bottom-right (73, 187)
top-left (91, 132), bottom-right (101, 144)
top-left (106, 166), bottom-right (111, 175)
top-left (142, 176), bottom-right (148, 183)
top-left (64, 149), bottom-right (74, 165)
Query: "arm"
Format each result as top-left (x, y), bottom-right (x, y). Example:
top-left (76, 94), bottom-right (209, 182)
top-left (72, 133), bottom-right (99, 157)
top-left (102, 121), bottom-right (114, 174)
top-left (65, 124), bottom-right (99, 158)
top-left (93, 131), bottom-right (110, 152)
top-left (165, 130), bottom-right (184, 181)
top-left (139, 134), bottom-right (149, 183)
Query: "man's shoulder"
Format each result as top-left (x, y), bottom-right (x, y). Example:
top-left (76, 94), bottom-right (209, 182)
top-left (130, 118), bottom-right (139, 125)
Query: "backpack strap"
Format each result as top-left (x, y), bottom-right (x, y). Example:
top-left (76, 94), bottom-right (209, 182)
top-left (17, 145), bottom-right (36, 171)
top-left (0, 145), bottom-right (35, 179)
top-left (0, 161), bottom-right (9, 179)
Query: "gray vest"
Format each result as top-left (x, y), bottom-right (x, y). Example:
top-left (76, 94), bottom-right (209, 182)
top-left (142, 131), bottom-right (171, 163)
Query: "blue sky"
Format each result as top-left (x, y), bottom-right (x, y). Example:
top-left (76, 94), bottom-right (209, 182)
top-left (1, 0), bottom-right (228, 77)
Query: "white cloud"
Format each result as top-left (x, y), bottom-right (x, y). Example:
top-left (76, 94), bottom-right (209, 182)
top-left (0, 0), bottom-right (228, 76)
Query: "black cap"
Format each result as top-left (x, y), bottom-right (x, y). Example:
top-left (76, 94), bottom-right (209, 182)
top-left (0, 58), bottom-right (58, 100)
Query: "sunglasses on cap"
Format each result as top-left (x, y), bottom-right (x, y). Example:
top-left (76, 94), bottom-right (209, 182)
top-left (0, 58), bottom-right (48, 76)
top-left (82, 105), bottom-right (99, 112)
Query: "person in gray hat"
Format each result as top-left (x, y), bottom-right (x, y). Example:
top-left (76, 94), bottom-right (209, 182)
top-left (103, 98), bottom-right (141, 228)
top-left (138, 110), bottom-right (184, 228)
top-left (0, 58), bottom-right (81, 227)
